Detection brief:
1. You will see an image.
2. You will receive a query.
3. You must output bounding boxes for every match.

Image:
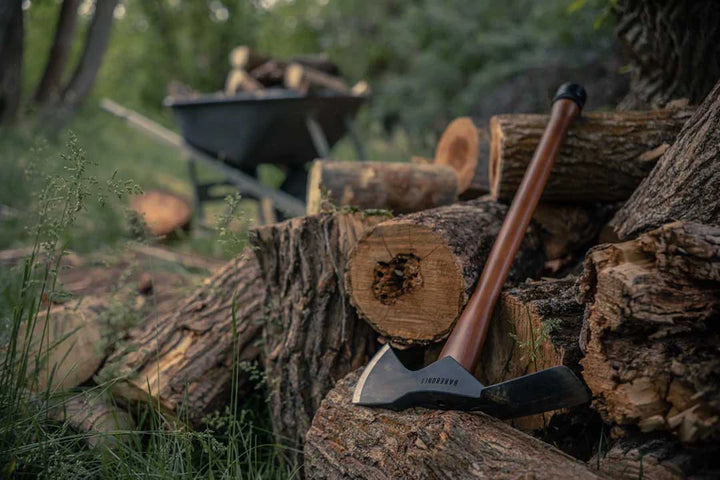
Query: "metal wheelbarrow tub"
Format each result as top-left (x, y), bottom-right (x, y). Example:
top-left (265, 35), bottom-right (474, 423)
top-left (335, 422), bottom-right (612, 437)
top-left (164, 90), bottom-right (366, 171)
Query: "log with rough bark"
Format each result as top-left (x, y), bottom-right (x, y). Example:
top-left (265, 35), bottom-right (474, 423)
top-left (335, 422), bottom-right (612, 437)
top-left (224, 68), bottom-right (263, 95)
top-left (433, 117), bottom-right (484, 194)
top-left (284, 62), bottom-right (348, 94)
top-left (249, 212), bottom-right (384, 459)
top-left (52, 392), bottom-right (135, 449)
top-left (101, 251), bottom-right (264, 424)
top-left (489, 108), bottom-right (692, 202)
top-left (346, 198), bottom-right (544, 346)
top-left (578, 223), bottom-right (720, 443)
top-left (611, 80), bottom-right (720, 239)
top-left (588, 430), bottom-right (720, 480)
top-left (304, 369), bottom-right (603, 480)
top-left (479, 277), bottom-right (586, 431)
top-left (305, 160), bottom-right (458, 215)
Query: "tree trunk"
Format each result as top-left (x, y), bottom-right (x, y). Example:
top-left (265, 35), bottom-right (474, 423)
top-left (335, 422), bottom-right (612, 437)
top-left (306, 160), bottom-right (458, 215)
top-left (614, 0), bottom-right (720, 110)
top-left (102, 251), bottom-right (264, 425)
top-left (304, 370), bottom-right (603, 480)
top-left (0, 0), bottom-right (23, 124)
top-left (478, 277), bottom-right (586, 431)
top-left (34, 0), bottom-right (79, 105)
top-left (611, 80), bottom-right (720, 239)
top-left (249, 212), bottom-right (384, 460)
top-left (49, 0), bottom-right (118, 125)
top-left (578, 223), bottom-right (720, 443)
top-left (489, 108), bottom-right (692, 203)
top-left (346, 198), bottom-right (544, 346)
top-left (433, 117), bottom-right (483, 194)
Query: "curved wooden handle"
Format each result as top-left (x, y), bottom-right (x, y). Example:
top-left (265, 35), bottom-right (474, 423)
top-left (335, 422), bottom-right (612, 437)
top-left (440, 87), bottom-right (585, 372)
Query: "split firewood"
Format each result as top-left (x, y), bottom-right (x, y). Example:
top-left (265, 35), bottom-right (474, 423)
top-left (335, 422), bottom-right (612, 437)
top-left (578, 222), bottom-right (720, 443)
top-left (130, 190), bottom-right (192, 238)
top-left (346, 198), bottom-right (544, 346)
top-left (611, 80), bottom-right (720, 239)
top-left (588, 431), bottom-right (720, 479)
top-left (351, 80), bottom-right (371, 96)
top-left (284, 62), bottom-right (349, 94)
top-left (479, 277), bottom-right (586, 431)
top-left (228, 46), bottom-right (269, 71)
top-left (249, 212), bottom-right (384, 459)
top-left (52, 393), bottom-right (135, 449)
top-left (249, 60), bottom-right (285, 87)
top-left (304, 370), bottom-right (603, 480)
top-left (224, 68), bottom-right (263, 95)
top-left (305, 160), bottom-right (458, 215)
top-left (433, 117), bottom-right (486, 195)
top-left (489, 108), bottom-right (693, 202)
top-left (101, 251), bottom-right (263, 424)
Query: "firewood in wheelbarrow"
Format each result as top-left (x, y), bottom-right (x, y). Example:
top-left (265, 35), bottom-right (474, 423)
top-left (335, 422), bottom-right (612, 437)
top-left (284, 62), bottom-right (349, 94)
top-left (224, 68), bottom-right (263, 95)
top-left (130, 190), bottom-right (192, 238)
top-left (228, 46), bottom-right (270, 72)
top-left (305, 160), bottom-right (458, 215)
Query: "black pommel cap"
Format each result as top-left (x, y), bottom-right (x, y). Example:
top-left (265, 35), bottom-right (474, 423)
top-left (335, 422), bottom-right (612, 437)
top-left (552, 83), bottom-right (587, 109)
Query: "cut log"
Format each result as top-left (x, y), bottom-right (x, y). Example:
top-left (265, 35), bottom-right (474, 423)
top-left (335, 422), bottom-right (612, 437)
top-left (224, 68), bottom-right (263, 95)
top-left (489, 108), bottom-right (693, 202)
top-left (101, 251), bottom-right (263, 424)
top-left (588, 430), bottom-right (720, 480)
top-left (479, 277), bottom-right (586, 431)
top-left (249, 60), bottom-right (285, 87)
top-left (228, 46), bottom-right (269, 71)
top-left (304, 369), bottom-right (603, 480)
top-left (249, 212), bottom-right (384, 459)
top-left (578, 223), bottom-right (720, 443)
top-left (130, 190), bottom-right (192, 237)
top-left (284, 62), bottom-right (349, 94)
top-left (52, 392), bottom-right (135, 449)
top-left (433, 117), bottom-right (481, 194)
top-left (346, 198), bottom-right (544, 346)
top-left (611, 80), bottom-right (720, 238)
top-left (532, 203), bottom-right (618, 261)
top-left (305, 160), bottom-right (458, 215)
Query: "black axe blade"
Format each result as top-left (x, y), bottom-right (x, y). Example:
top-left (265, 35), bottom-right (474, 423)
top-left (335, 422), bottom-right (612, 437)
top-left (353, 344), bottom-right (590, 418)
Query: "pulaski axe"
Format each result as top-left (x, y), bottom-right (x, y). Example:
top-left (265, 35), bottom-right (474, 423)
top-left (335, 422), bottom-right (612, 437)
top-left (353, 83), bottom-right (590, 418)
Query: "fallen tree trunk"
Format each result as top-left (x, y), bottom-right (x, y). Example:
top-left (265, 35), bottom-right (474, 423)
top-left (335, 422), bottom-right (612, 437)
top-left (102, 251), bottom-right (264, 424)
top-left (489, 108), bottom-right (692, 202)
top-left (304, 370), bottom-right (603, 480)
top-left (433, 117), bottom-right (484, 195)
top-left (479, 277), bottom-right (586, 431)
top-left (346, 198), bottom-right (544, 346)
top-left (250, 212), bottom-right (384, 459)
top-left (611, 80), bottom-right (720, 238)
top-left (305, 160), bottom-right (458, 215)
top-left (578, 222), bottom-right (720, 443)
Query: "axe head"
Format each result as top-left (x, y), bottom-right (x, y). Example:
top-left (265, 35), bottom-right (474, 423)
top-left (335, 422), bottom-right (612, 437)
top-left (353, 344), bottom-right (590, 418)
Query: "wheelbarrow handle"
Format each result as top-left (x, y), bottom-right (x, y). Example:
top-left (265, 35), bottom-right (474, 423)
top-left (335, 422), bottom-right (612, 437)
top-left (440, 83), bottom-right (587, 372)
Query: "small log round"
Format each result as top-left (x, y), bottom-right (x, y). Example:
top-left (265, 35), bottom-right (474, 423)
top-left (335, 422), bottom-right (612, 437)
top-left (130, 190), bottom-right (192, 237)
top-left (433, 117), bottom-right (480, 194)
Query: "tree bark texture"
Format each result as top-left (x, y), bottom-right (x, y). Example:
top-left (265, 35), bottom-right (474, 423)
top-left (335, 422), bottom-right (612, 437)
top-left (306, 160), bottom-right (458, 215)
top-left (102, 251), bottom-right (263, 425)
top-left (0, 0), bottom-right (23, 124)
top-left (34, 0), bottom-right (79, 105)
top-left (578, 223), bottom-right (720, 443)
top-left (304, 369), bottom-right (603, 480)
top-left (249, 213), bottom-right (384, 459)
top-left (478, 277), bottom-right (586, 431)
top-left (489, 108), bottom-right (692, 203)
top-left (611, 80), bottom-right (720, 239)
top-left (614, 0), bottom-right (720, 110)
top-left (346, 198), bottom-right (544, 346)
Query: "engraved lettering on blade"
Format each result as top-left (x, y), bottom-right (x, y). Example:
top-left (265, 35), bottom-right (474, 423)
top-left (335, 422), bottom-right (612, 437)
top-left (420, 377), bottom-right (459, 386)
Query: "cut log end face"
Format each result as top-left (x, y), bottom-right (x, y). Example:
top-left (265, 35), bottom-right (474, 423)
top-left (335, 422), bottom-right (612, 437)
top-left (434, 117), bottom-right (480, 194)
top-left (130, 190), bottom-right (192, 237)
top-left (349, 223), bottom-right (464, 344)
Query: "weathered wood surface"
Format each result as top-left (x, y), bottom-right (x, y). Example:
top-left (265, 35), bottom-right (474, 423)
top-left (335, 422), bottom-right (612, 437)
top-left (346, 198), bottom-right (544, 346)
top-left (433, 117), bottom-right (480, 194)
top-left (306, 160), bottom-right (458, 215)
top-left (611, 80), bottom-right (720, 239)
top-left (304, 370), bottom-right (603, 480)
top-left (53, 392), bottom-right (135, 449)
top-left (578, 223), bottom-right (720, 442)
top-left (489, 108), bottom-right (692, 202)
top-left (250, 213), bottom-right (383, 459)
top-left (102, 251), bottom-right (264, 424)
top-left (479, 277), bottom-right (586, 431)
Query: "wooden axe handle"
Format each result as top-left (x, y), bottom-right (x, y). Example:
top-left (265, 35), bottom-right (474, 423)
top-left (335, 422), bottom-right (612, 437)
top-left (440, 84), bottom-right (586, 372)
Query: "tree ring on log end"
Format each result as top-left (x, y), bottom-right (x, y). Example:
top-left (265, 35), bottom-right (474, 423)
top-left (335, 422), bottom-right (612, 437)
top-left (434, 117), bottom-right (479, 194)
top-left (348, 223), bottom-right (464, 345)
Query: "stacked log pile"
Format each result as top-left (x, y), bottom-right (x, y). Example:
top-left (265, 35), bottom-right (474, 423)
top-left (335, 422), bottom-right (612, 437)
top-left (99, 78), bottom-right (720, 478)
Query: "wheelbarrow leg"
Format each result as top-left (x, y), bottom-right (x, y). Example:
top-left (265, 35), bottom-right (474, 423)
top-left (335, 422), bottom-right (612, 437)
top-left (305, 114), bottom-right (331, 158)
